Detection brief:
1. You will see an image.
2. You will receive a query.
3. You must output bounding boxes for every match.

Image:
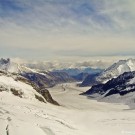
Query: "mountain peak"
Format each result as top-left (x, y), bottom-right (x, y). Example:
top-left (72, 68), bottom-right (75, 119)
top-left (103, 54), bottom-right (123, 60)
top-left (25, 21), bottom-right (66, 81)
top-left (97, 58), bottom-right (135, 83)
top-left (0, 58), bottom-right (10, 65)
top-left (81, 58), bottom-right (135, 87)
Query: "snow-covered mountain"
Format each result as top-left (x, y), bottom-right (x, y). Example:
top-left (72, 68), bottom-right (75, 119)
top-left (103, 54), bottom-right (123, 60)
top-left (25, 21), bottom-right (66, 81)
top-left (52, 67), bottom-right (103, 83)
top-left (97, 58), bottom-right (135, 83)
top-left (81, 58), bottom-right (135, 86)
top-left (0, 70), bottom-right (59, 105)
top-left (0, 58), bottom-right (68, 106)
top-left (0, 58), bottom-right (75, 88)
top-left (81, 71), bottom-right (135, 107)
top-left (0, 58), bottom-right (37, 73)
top-left (1, 66), bottom-right (135, 135)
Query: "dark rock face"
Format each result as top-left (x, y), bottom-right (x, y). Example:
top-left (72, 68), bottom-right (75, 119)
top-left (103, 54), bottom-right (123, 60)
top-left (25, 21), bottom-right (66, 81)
top-left (0, 85), bottom-right (8, 92)
top-left (22, 71), bottom-right (75, 89)
top-left (22, 72), bottom-right (56, 88)
top-left (79, 73), bottom-right (100, 87)
top-left (16, 74), bottom-right (59, 106)
top-left (10, 88), bottom-right (24, 98)
top-left (40, 89), bottom-right (59, 106)
top-left (82, 71), bottom-right (135, 97)
top-left (35, 94), bottom-right (46, 103)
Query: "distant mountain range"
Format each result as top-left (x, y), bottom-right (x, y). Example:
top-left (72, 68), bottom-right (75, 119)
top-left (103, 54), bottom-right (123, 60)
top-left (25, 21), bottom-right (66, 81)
top-left (0, 58), bottom-right (104, 86)
top-left (53, 67), bottom-right (103, 82)
top-left (0, 58), bottom-right (103, 105)
top-left (80, 58), bottom-right (135, 86)
top-left (53, 67), bottom-right (102, 76)
top-left (2, 57), bottom-right (135, 107)
top-left (25, 60), bottom-right (111, 71)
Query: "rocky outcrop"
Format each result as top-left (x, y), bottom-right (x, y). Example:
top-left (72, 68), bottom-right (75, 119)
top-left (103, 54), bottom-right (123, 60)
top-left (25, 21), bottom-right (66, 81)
top-left (16, 75), bottom-right (59, 105)
top-left (82, 71), bottom-right (135, 97)
top-left (0, 71), bottom-right (59, 106)
top-left (40, 89), bottom-right (59, 106)
top-left (35, 94), bottom-right (46, 103)
top-left (10, 88), bottom-right (24, 98)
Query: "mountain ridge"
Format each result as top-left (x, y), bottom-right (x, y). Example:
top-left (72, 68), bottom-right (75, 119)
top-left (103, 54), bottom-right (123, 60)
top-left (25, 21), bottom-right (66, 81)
top-left (81, 58), bottom-right (135, 86)
top-left (81, 71), bottom-right (135, 107)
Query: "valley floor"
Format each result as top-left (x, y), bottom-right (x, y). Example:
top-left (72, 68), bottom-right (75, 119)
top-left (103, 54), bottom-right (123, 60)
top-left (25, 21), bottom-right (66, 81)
top-left (1, 83), bottom-right (135, 135)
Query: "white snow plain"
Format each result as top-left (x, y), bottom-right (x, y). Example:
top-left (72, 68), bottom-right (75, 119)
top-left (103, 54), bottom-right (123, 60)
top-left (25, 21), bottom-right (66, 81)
top-left (1, 83), bottom-right (135, 135)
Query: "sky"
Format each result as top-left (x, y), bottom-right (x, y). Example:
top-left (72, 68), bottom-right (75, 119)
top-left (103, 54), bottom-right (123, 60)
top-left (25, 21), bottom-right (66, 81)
top-left (0, 0), bottom-right (135, 60)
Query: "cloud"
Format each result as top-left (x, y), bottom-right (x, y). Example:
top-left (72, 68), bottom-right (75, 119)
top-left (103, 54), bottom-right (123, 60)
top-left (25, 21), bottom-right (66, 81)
top-left (0, 0), bottom-right (135, 59)
top-left (1, 0), bottom-right (135, 34)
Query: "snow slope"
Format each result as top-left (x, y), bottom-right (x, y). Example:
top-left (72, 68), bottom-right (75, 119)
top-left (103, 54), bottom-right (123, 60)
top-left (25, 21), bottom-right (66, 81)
top-left (97, 58), bottom-right (135, 83)
top-left (1, 82), bottom-right (135, 135)
top-left (0, 73), bottom-right (45, 103)
top-left (49, 83), bottom-right (135, 135)
top-left (80, 58), bottom-right (135, 86)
